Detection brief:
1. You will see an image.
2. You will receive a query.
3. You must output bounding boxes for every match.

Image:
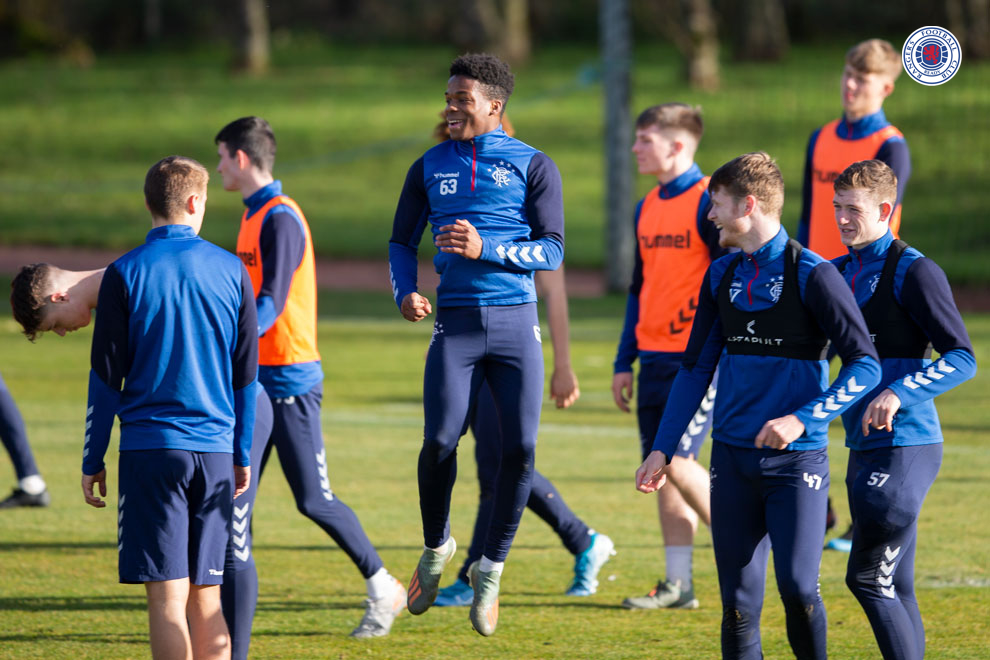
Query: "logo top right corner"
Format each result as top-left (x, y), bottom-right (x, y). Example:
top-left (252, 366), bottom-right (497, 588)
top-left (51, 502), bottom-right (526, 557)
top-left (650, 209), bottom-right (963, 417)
top-left (902, 26), bottom-right (962, 86)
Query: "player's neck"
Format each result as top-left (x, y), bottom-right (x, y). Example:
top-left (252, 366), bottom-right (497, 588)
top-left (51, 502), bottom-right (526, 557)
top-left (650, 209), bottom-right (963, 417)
top-left (239, 171), bottom-right (275, 201)
top-left (73, 269), bottom-right (106, 309)
top-left (655, 158), bottom-right (694, 186)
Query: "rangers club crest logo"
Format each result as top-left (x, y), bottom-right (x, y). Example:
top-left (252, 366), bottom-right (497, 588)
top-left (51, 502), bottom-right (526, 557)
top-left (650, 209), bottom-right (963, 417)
top-left (902, 26), bottom-right (961, 86)
top-left (488, 161), bottom-right (514, 187)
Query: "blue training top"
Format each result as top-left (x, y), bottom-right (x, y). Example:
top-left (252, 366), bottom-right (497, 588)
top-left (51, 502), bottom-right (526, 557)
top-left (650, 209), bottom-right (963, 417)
top-left (653, 227), bottom-right (881, 456)
top-left (242, 181), bottom-right (323, 398)
top-left (389, 127), bottom-right (564, 308)
top-left (83, 224), bottom-right (259, 474)
top-left (833, 231), bottom-right (976, 449)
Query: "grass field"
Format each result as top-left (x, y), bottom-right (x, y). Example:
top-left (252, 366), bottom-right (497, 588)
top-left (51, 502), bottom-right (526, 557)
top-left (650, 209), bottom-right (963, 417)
top-left (0, 292), bottom-right (986, 659)
top-left (1, 40), bottom-right (989, 283)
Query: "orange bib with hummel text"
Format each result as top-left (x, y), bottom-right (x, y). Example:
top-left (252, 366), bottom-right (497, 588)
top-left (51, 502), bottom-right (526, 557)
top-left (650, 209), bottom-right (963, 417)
top-left (636, 178), bottom-right (712, 353)
top-left (235, 195), bottom-right (320, 367)
top-left (809, 119), bottom-right (904, 259)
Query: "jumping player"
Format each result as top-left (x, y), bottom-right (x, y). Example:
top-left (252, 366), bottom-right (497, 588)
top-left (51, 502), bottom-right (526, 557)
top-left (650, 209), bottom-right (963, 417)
top-left (389, 53), bottom-right (564, 635)
top-left (215, 116), bottom-right (404, 644)
top-left (82, 156), bottom-right (258, 659)
top-left (613, 103), bottom-right (723, 610)
top-left (831, 160), bottom-right (975, 659)
top-left (798, 38), bottom-right (911, 261)
top-left (11, 262), bottom-right (273, 660)
top-left (428, 114), bottom-right (613, 606)
top-left (636, 152), bottom-right (881, 659)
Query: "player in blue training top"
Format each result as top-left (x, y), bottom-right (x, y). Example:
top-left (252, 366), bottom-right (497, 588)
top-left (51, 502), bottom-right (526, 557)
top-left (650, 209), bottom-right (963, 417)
top-left (82, 156), bottom-right (259, 660)
top-left (830, 160), bottom-right (976, 660)
top-left (389, 53), bottom-right (564, 636)
top-left (10, 260), bottom-right (274, 660)
top-left (0, 374), bottom-right (48, 509)
top-left (636, 152), bottom-right (881, 660)
top-left (215, 116), bottom-right (404, 648)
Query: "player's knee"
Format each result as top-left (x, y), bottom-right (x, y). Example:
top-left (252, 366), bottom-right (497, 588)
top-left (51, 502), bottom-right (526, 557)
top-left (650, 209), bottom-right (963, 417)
top-left (421, 432), bottom-right (460, 464)
top-left (778, 581), bottom-right (821, 613)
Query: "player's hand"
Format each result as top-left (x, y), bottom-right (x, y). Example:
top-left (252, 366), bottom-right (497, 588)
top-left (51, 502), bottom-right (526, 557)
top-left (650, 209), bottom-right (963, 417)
top-left (234, 465), bottom-right (251, 499)
top-left (401, 292), bottom-right (433, 322)
top-left (612, 371), bottom-right (634, 413)
top-left (550, 365), bottom-right (580, 409)
top-left (755, 414), bottom-right (805, 450)
top-left (435, 219), bottom-right (483, 260)
top-left (861, 388), bottom-right (901, 436)
top-left (82, 469), bottom-right (107, 508)
top-left (635, 450), bottom-right (669, 493)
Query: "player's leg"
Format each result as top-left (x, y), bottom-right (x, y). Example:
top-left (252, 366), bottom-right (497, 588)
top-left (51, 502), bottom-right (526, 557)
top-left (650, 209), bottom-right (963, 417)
top-left (467, 303), bottom-right (542, 635)
top-left (145, 579), bottom-right (194, 659)
top-left (845, 445), bottom-right (941, 660)
top-left (480, 303), bottom-right (544, 564)
top-left (186, 452), bottom-right (235, 659)
top-left (221, 389), bottom-right (273, 660)
top-left (710, 442), bottom-right (772, 660)
top-left (411, 307), bottom-right (486, 614)
top-left (271, 383), bottom-right (383, 577)
top-left (663, 376), bottom-right (716, 526)
top-left (0, 372), bottom-right (47, 508)
top-left (119, 449), bottom-right (211, 658)
top-left (187, 584), bottom-right (230, 660)
top-left (437, 381), bottom-right (496, 606)
top-left (764, 447), bottom-right (829, 660)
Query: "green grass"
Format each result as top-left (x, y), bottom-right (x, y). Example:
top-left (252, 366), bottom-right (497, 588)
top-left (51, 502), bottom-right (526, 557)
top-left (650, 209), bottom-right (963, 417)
top-left (0, 41), bottom-right (988, 282)
top-left (0, 296), bottom-right (987, 658)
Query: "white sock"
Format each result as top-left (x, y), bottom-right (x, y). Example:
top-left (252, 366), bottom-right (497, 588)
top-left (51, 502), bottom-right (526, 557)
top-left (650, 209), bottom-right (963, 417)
top-left (427, 537), bottom-right (451, 555)
top-left (19, 475), bottom-right (46, 495)
top-left (665, 545), bottom-right (693, 591)
top-left (366, 567), bottom-right (394, 600)
top-left (478, 555), bottom-right (504, 575)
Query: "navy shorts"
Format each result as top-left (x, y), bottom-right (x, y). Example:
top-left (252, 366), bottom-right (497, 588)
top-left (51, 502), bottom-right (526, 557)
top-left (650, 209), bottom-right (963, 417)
top-left (636, 360), bottom-right (716, 461)
top-left (118, 449), bottom-right (233, 585)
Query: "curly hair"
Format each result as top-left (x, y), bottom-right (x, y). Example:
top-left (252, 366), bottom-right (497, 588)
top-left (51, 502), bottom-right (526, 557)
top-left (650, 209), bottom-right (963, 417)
top-left (10, 263), bottom-right (53, 342)
top-left (449, 53), bottom-right (515, 104)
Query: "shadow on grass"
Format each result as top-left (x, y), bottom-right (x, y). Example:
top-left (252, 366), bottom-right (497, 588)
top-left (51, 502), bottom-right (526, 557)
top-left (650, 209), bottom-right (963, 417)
top-left (0, 632), bottom-right (147, 645)
top-left (0, 595), bottom-right (144, 612)
top-left (0, 541), bottom-right (114, 551)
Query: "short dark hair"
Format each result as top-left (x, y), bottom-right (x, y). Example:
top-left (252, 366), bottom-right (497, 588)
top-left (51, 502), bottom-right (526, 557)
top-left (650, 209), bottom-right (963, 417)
top-left (144, 156), bottom-right (209, 221)
top-left (709, 152), bottom-right (785, 218)
top-left (449, 53), bottom-right (515, 104)
top-left (214, 116), bottom-right (277, 173)
top-left (636, 103), bottom-right (704, 141)
top-left (10, 263), bottom-right (54, 342)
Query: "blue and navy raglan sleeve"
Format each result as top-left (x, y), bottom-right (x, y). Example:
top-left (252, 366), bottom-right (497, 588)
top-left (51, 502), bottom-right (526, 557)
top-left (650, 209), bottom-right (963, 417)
top-left (792, 262), bottom-right (881, 434)
top-left (256, 207), bottom-right (306, 334)
top-left (232, 264), bottom-right (260, 467)
top-left (652, 268), bottom-right (726, 458)
top-left (614, 200), bottom-right (645, 373)
top-left (887, 258), bottom-right (976, 405)
top-left (875, 138), bottom-right (911, 209)
top-left (478, 152), bottom-right (564, 272)
top-left (797, 128), bottom-right (822, 247)
top-left (83, 263), bottom-right (128, 475)
top-left (389, 157), bottom-right (430, 307)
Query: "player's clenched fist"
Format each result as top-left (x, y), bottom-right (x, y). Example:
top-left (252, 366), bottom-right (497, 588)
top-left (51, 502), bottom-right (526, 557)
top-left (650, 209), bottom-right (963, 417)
top-left (401, 292), bottom-right (433, 322)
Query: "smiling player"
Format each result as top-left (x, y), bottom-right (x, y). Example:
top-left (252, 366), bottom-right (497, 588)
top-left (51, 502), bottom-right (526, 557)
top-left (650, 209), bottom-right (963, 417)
top-left (389, 53), bottom-right (564, 636)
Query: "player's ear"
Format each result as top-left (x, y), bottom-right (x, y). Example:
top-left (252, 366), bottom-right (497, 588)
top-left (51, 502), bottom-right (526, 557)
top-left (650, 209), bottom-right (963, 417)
top-left (236, 149), bottom-right (252, 170)
top-left (50, 291), bottom-right (69, 303)
top-left (878, 201), bottom-right (893, 223)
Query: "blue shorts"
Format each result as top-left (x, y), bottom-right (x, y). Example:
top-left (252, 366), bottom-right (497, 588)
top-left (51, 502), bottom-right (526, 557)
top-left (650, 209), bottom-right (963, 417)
top-left (118, 449), bottom-right (233, 585)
